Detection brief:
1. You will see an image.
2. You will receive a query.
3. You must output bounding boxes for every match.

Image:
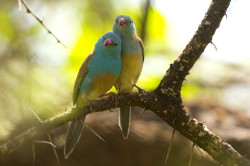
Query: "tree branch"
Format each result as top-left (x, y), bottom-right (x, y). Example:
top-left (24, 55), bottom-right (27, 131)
top-left (19, 0), bottom-right (67, 48)
top-left (158, 0), bottom-right (230, 93)
top-left (2, 0), bottom-right (250, 166)
top-left (140, 0), bottom-right (150, 41)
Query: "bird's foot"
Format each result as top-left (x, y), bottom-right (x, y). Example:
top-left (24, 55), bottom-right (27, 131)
top-left (100, 92), bottom-right (116, 98)
top-left (133, 84), bottom-right (146, 93)
top-left (100, 92), bottom-right (119, 111)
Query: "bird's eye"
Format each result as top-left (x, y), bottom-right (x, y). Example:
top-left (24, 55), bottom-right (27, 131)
top-left (129, 21), bottom-right (132, 23)
top-left (114, 43), bottom-right (118, 46)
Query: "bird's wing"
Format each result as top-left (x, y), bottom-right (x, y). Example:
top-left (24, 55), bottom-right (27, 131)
top-left (136, 36), bottom-right (144, 62)
top-left (73, 51), bottom-right (96, 105)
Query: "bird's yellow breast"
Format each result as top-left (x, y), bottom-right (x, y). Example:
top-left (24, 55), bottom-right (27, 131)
top-left (77, 73), bottom-right (118, 104)
top-left (115, 52), bottom-right (143, 92)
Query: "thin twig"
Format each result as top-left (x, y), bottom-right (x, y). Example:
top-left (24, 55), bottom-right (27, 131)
top-left (26, 104), bottom-right (60, 165)
top-left (19, 0), bottom-right (67, 48)
top-left (140, 0), bottom-right (150, 41)
top-left (188, 143), bottom-right (195, 166)
top-left (34, 141), bottom-right (57, 147)
top-left (32, 142), bottom-right (36, 166)
top-left (164, 128), bottom-right (175, 166)
top-left (32, 139), bottom-right (57, 166)
top-left (211, 41), bottom-right (217, 51)
top-left (47, 132), bottom-right (60, 166)
top-left (196, 145), bottom-right (206, 158)
top-left (18, 0), bottom-right (22, 10)
top-left (85, 125), bottom-right (106, 143)
top-left (25, 105), bottom-right (42, 122)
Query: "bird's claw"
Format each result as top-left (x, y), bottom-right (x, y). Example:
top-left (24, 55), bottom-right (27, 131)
top-left (99, 92), bottom-right (116, 98)
top-left (133, 84), bottom-right (146, 93)
top-left (100, 92), bottom-right (119, 109)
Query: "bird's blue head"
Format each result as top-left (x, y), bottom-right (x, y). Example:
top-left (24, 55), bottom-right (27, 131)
top-left (94, 32), bottom-right (121, 57)
top-left (112, 15), bottom-right (136, 37)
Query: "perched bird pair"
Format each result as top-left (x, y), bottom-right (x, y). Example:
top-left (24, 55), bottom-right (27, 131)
top-left (64, 15), bottom-right (144, 159)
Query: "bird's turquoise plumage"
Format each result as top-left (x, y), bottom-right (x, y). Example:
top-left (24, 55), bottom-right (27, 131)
top-left (64, 32), bottom-right (122, 159)
top-left (113, 15), bottom-right (144, 139)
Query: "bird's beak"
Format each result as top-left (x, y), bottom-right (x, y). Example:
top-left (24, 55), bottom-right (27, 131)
top-left (118, 18), bottom-right (126, 26)
top-left (104, 38), bottom-right (112, 47)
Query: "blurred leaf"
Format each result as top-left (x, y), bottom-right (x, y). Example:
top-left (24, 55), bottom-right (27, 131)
top-left (144, 7), bottom-right (170, 56)
top-left (147, 8), bottom-right (166, 42)
top-left (181, 83), bottom-right (201, 100)
top-left (0, 11), bottom-right (14, 39)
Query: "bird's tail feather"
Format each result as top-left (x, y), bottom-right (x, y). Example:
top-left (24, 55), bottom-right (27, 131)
top-left (64, 116), bottom-right (86, 159)
top-left (118, 106), bottom-right (131, 139)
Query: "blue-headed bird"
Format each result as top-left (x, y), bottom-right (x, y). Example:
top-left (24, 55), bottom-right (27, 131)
top-left (113, 15), bottom-right (144, 139)
top-left (64, 32), bottom-right (122, 159)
